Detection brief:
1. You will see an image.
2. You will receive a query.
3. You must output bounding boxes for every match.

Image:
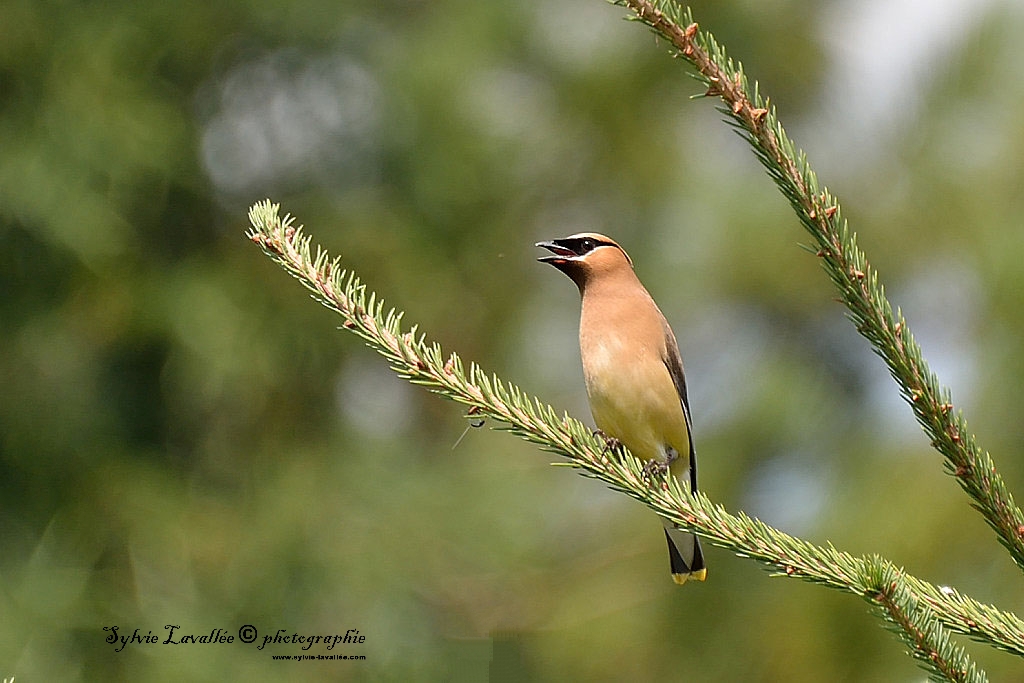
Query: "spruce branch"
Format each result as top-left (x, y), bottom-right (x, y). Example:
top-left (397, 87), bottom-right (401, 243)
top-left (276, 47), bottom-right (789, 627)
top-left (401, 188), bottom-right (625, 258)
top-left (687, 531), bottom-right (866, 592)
top-left (246, 200), bottom-right (1024, 666)
top-left (613, 0), bottom-right (1024, 574)
top-left (865, 559), bottom-right (987, 683)
top-left (868, 561), bottom-right (987, 683)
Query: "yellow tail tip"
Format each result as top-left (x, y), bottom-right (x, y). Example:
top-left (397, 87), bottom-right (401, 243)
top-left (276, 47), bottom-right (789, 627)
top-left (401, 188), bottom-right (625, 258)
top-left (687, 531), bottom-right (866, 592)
top-left (672, 568), bottom-right (708, 585)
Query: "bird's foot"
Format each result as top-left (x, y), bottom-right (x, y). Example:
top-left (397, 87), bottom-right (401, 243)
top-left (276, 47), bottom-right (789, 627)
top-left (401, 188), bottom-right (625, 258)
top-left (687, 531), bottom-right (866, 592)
top-left (593, 430), bottom-right (624, 458)
top-left (642, 458), bottom-right (669, 482)
top-left (643, 447), bottom-right (679, 483)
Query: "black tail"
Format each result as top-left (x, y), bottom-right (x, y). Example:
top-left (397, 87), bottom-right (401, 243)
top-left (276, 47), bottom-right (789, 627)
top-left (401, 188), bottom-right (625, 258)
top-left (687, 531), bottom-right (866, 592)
top-left (665, 528), bottom-right (707, 584)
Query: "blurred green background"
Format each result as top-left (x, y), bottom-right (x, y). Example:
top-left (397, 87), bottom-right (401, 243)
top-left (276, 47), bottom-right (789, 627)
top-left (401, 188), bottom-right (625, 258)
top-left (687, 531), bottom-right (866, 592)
top-left (3, 0), bottom-right (1024, 680)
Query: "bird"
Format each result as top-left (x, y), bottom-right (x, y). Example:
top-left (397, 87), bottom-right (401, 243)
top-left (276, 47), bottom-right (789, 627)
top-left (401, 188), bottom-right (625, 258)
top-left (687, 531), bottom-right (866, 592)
top-left (536, 232), bottom-right (706, 585)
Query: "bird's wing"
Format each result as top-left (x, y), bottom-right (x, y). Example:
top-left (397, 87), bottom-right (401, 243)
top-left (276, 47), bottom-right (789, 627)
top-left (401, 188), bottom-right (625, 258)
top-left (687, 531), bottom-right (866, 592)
top-left (661, 319), bottom-right (697, 492)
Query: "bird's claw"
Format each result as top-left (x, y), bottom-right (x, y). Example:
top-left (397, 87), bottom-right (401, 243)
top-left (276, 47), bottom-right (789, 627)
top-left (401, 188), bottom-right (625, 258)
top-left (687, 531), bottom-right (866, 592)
top-left (593, 429), bottom-right (623, 457)
top-left (642, 458), bottom-right (669, 481)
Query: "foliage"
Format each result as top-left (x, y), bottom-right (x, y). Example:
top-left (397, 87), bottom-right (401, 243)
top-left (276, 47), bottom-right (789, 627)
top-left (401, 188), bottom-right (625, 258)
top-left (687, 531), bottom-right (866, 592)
top-left (248, 4), bottom-right (1024, 680)
top-left (5, 0), bottom-right (1024, 680)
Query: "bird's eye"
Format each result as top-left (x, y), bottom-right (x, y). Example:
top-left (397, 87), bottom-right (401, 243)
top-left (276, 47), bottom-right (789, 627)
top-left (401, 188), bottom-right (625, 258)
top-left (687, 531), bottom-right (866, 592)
top-left (581, 239), bottom-right (595, 252)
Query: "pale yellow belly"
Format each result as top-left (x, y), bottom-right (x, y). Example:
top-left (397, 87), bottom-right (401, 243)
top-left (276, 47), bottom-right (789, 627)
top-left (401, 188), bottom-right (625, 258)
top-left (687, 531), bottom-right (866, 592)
top-left (582, 336), bottom-right (690, 466)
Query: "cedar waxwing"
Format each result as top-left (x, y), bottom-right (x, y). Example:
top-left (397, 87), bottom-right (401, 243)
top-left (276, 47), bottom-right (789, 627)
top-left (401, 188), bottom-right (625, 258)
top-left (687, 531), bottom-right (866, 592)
top-left (537, 233), bottom-right (707, 585)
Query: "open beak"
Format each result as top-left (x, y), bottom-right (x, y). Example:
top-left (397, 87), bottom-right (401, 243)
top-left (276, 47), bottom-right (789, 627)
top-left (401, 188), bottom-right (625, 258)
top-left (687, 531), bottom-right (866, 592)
top-left (536, 240), bottom-right (576, 264)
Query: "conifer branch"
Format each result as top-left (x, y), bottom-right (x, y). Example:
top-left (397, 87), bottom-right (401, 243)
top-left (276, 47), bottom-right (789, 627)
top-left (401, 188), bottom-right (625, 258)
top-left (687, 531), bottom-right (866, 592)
top-left (614, 0), bottom-right (1024, 575)
top-left (246, 201), bottom-right (1024, 669)
top-left (865, 559), bottom-right (987, 683)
